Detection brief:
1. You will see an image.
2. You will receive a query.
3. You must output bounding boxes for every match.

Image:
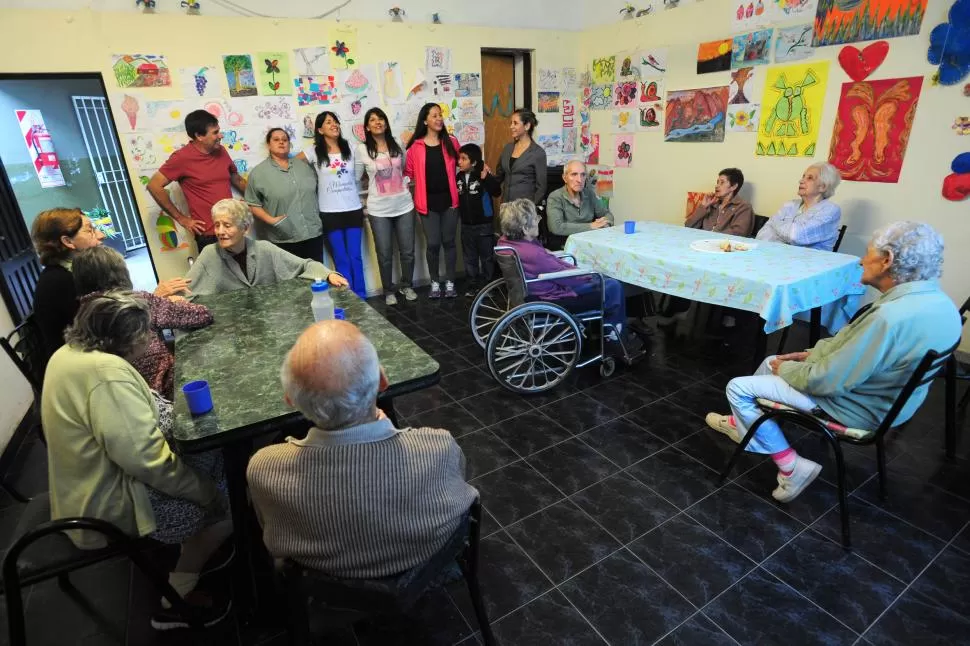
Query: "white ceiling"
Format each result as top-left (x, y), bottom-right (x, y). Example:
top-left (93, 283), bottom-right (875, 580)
top-left (0, 0), bottom-right (616, 31)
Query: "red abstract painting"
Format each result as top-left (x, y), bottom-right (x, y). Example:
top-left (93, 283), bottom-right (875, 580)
top-left (827, 76), bottom-right (922, 183)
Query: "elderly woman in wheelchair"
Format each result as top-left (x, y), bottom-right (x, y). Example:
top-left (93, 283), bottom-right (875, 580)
top-left (469, 199), bottom-right (645, 394)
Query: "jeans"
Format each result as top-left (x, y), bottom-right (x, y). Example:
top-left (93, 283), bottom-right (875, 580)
top-left (460, 222), bottom-right (494, 284)
top-left (275, 236), bottom-right (325, 263)
top-left (369, 212), bottom-right (415, 294)
top-left (554, 278), bottom-right (625, 331)
top-left (195, 234), bottom-right (217, 254)
top-left (421, 208), bottom-right (458, 282)
top-left (726, 356), bottom-right (819, 454)
top-left (326, 228), bottom-right (366, 298)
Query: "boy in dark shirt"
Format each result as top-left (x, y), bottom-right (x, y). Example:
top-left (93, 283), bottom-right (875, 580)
top-left (456, 144), bottom-right (502, 297)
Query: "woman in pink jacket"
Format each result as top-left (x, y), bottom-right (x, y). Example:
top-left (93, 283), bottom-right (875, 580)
top-left (405, 103), bottom-right (461, 299)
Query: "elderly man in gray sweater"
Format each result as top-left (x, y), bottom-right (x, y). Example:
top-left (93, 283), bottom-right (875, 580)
top-left (546, 160), bottom-right (615, 239)
top-left (247, 320), bottom-right (478, 578)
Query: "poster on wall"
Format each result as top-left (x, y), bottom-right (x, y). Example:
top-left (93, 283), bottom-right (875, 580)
top-left (768, 0), bottom-right (818, 21)
top-left (613, 81), bottom-right (639, 108)
top-left (454, 73), bottom-right (482, 97)
top-left (727, 67), bottom-right (761, 132)
top-left (111, 54), bottom-right (172, 88)
top-left (774, 25), bottom-right (815, 63)
top-left (611, 109), bottom-right (637, 133)
top-left (379, 62), bottom-right (405, 102)
top-left (732, 29), bottom-right (773, 68)
top-left (697, 40), bottom-right (733, 74)
top-left (827, 76), bottom-right (923, 183)
top-left (757, 61), bottom-right (829, 157)
top-left (16, 110), bottom-right (66, 188)
top-left (255, 52), bottom-right (293, 96)
top-left (293, 47), bottom-right (330, 76)
top-left (731, 0), bottom-right (769, 33)
top-left (425, 46), bottom-right (452, 73)
top-left (664, 86), bottom-right (729, 142)
top-left (592, 56), bottom-right (617, 85)
top-left (614, 134), bottom-right (635, 167)
top-left (180, 66), bottom-right (224, 98)
top-left (329, 26), bottom-right (359, 69)
top-left (812, 0), bottom-right (927, 47)
top-left (223, 55), bottom-right (258, 97)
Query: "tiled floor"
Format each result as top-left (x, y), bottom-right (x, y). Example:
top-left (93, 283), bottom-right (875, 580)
top-left (2, 288), bottom-right (969, 645)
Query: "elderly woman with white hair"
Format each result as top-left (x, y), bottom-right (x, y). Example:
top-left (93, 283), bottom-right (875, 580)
top-left (757, 162), bottom-right (843, 250)
top-left (706, 222), bottom-right (961, 502)
top-left (185, 198), bottom-right (348, 296)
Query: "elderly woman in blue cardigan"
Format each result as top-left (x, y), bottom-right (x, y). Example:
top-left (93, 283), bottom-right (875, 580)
top-left (706, 222), bottom-right (961, 502)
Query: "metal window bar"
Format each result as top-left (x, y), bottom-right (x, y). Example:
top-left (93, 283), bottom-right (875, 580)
top-left (71, 96), bottom-right (145, 250)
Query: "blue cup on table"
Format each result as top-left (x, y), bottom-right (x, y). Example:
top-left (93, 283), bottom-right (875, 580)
top-left (624, 221), bottom-right (636, 234)
top-left (334, 307), bottom-right (345, 320)
top-left (182, 380), bottom-right (213, 415)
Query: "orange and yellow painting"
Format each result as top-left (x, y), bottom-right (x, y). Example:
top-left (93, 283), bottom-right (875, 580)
top-left (812, 0), bottom-right (927, 47)
top-left (697, 39), bottom-right (733, 74)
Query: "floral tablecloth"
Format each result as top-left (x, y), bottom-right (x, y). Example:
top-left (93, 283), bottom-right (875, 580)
top-left (564, 222), bottom-right (865, 334)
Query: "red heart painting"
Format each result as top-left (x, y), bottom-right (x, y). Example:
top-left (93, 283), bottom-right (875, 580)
top-left (838, 41), bottom-right (890, 82)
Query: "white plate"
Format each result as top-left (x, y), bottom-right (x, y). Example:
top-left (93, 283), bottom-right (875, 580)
top-left (690, 239), bottom-right (758, 254)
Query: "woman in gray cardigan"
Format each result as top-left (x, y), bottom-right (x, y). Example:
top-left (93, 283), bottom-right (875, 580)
top-left (494, 109), bottom-right (548, 207)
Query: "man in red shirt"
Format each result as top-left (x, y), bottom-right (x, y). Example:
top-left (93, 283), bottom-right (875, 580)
top-left (147, 110), bottom-right (247, 253)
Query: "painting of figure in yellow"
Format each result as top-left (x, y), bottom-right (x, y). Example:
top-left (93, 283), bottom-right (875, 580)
top-left (756, 61), bottom-right (829, 158)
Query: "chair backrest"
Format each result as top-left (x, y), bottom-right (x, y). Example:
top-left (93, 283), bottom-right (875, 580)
top-left (832, 225), bottom-right (848, 252)
top-left (874, 339), bottom-right (961, 438)
top-left (752, 215), bottom-right (769, 237)
top-left (959, 294), bottom-right (969, 322)
top-left (1, 315), bottom-right (45, 395)
top-left (493, 246), bottom-right (528, 308)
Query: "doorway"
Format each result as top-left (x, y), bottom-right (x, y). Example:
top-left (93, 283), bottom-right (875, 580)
top-left (480, 49), bottom-right (532, 171)
top-left (0, 73), bottom-right (156, 323)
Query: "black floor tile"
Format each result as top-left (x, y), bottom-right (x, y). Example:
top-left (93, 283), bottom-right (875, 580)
top-left (908, 546), bottom-right (970, 618)
top-left (455, 430), bottom-right (519, 479)
top-left (393, 385), bottom-right (455, 417)
top-left (505, 500), bottom-right (620, 584)
top-left (675, 428), bottom-right (767, 477)
top-left (667, 382), bottom-right (730, 419)
top-left (864, 589), bottom-right (970, 646)
top-left (888, 447), bottom-right (970, 502)
top-left (705, 568), bottom-right (858, 645)
top-left (811, 499), bottom-right (945, 582)
top-left (582, 375), bottom-right (657, 415)
top-left (405, 586), bottom-right (475, 646)
top-left (526, 438), bottom-right (619, 495)
top-left (737, 460), bottom-right (840, 525)
top-left (953, 523), bottom-right (970, 555)
top-left (471, 461), bottom-right (564, 527)
top-left (571, 472), bottom-right (678, 543)
top-left (578, 417), bottom-right (666, 468)
top-left (538, 391), bottom-right (617, 435)
top-left (405, 402), bottom-right (484, 438)
top-left (434, 326), bottom-right (479, 351)
top-left (622, 399), bottom-right (704, 444)
top-left (458, 389), bottom-right (535, 427)
top-left (764, 530), bottom-right (906, 633)
top-left (630, 514), bottom-right (754, 607)
top-left (688, 484), bottom-right (805, 562)
top-left (438, 367), bottom-right (499, 402)
top-left (517, 381), bottom-right (580, 408)
top-left (412, 312), bottom-right (466, 336)
top-left (655, 614), bottom-right (736, 645)
top-left (853, 469), bottom-right (970, 542)
top-left (626, 447), bottom-right (720, 510)
top-left (791, 433), bottom-right (879, 493)
top-left (413, 334), bottom-right (452, 355)
top-left (560, 548), bottom-right (694, 645)
top-left (491, 590), bottom-right (604, 646)
top-left (430, 350), bottom-right (476, 377)
top-left (631, 364), bottom-right (696, 398)
top-left (487, 410), bottom-right (573, 458)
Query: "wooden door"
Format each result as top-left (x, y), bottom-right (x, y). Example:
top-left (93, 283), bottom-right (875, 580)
top-left (480, 54), bottom-right (515, 171)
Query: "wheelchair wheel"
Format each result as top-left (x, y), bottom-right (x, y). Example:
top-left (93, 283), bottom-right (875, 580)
top-left (469, 278), bottom-right (510, 349)
top-left (600, 357), bottom-right (616, 378)
top-left (486, 303), bottom-right (582, 394)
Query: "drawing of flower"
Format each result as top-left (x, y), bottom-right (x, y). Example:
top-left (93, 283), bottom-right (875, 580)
top-left (954, 117), bottom-right (970, 136)
top-left (331, 41), bottom-right (355, 68)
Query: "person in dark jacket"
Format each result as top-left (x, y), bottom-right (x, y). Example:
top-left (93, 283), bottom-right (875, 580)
top-left (493, 109), bottom-right (547, 208)
top-left (457, 144), bottom-right (501, 297)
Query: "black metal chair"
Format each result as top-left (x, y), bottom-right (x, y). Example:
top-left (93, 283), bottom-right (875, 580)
top-left (276, 500), bottom-right (495, 646)
top-left (719, 340), bottom-right (960, 549)
top-left (751, 214), bottom-right (769, 237)
top-left (1, 492), bottom-right (205, 645)
top-left (943, 295), bottom-right (970, 459)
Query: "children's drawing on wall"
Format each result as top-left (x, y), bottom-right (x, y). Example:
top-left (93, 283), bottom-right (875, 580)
top-left (774, 25), bottom-right (815, 63)
top-left (112, 54), bottom-right (171, 88)
top-left (732, 29), bottom-right (773, 68)
top-left (223, 55), bottom-right (258, 97)
top-left (639, 79), bottom-right (664, 105)
top-left (125, 134), bottom-right (158, 169)
top-left (697, 40), bottom-right (733, 74)
top-left (456, 97), bottom-right (484, 121)
top-left (685, 191), bottom-right (707, 218)
top-left (537, 134), bottom-right (564, 164)
top-left (256, 52), bottom-right (292, 95)
top-left (407, 70), bottom-right (431, 101)
top-left (589, 84), bottom-right (614, 110)
top-left (768, 0), bottom-right (818, 21)
top-left (562, 68), bottom-right (579, 94)
top-left (180, 66), bottom-right (223, 98)
top-left (293, 47), bottom-right (329, 76)
top-left (636, 50), bottom-right (668, 76)
top-left (329, 26), bottom-right (358, 69)
top-left (431, 73), bottom-right (455, 98)
top-left (731, 0), bottom-right (768, 33)
top-left (757, 61), bottom-right (830, 157)
top-left (425, 46), bottom-right (452, 73)
top-left (583, 132), bottom-right (600, 164)
top-left (302, 113), bottom-right (315, 138)
top-left (729, 67), bottom-right (761, 104)
top-left (295, 75), bottom-right (338, 106)
top-left (728, 105), bottom-right (759, 132)
top-left (592, 167), bottom-right (614, 197)
top-left (144, 100), bottom-right (187, 132)
top-left (614, 134), bottom-right (635, 167)
top-left (202, 100), bottom-right (245, 128)
top-left (639, 104), bottom-right (662, 130)
top-left (618, 55), bottom-right (640, 79)
top-left (562, 127), bottom-right (578, 154)
top-left (561, 97), bottom-right (577, 128)
top-left (245, 96), bottom-right (297, 123)
top-left (454, 73), bottom-right (482, 97)
top-left (664, 86), bottom-right (729, 142)
top-left (118, 94), bottom-right (141, 130)
top-left (592, 56), bottom-right (617, 85)
top-left (156, 213), bottom-right (190, 252)
top-left (613, 81), bottom-right (639, 108)
top-left (339, 65), bottom-right (377, 96)
top-left (611, 109), bottom-right (637, 133)
top-left (812, 0), bottom-right (927, 47)
top-left (828, 76), bottom-right (922, 182)
top-left (539, 68), bottom-right (561, 91)
top-left (456, 121), bottom-right (486, 146)
top-left (538, 92), bottom-right (561, 113)
top-left (379, 62), bottom-right (404, 102)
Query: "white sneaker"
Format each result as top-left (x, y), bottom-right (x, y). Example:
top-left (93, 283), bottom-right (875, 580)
top-left (705, 413), bottom-right (742, 443)
top-left (772, 456), bottom-right (822, 503)
top-left (385, 292), bottom-right (398, 306)
top-left (429, 281), bottom-right (441, 299)
top-left (400, 287), bottom-right (418, 301)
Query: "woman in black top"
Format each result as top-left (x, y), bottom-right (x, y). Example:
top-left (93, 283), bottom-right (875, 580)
top-left (494, 109), bottom-right (548, 208)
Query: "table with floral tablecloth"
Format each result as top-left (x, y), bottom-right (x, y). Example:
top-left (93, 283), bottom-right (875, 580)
top-left (564, 222), bottom-right (865, 334)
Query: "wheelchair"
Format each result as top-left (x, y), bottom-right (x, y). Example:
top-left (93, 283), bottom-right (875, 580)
top-left (468, 246), bottom-right (644, 394)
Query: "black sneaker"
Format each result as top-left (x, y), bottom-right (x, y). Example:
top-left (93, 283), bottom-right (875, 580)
top-left (151, 590), bottom-right (232, 631)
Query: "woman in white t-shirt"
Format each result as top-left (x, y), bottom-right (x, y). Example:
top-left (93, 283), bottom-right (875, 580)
top-left (296, 111), bottom-right (366, 298)
top-left (355, 108), bottom-right (416, 306)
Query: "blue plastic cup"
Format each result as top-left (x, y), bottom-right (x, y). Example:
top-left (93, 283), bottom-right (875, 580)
top-left (182, 380), bottom-right (213, 415)
top-left (334, 307), bottom-right (346, 320)
top-left (624, 221), bottom-right (636, 234)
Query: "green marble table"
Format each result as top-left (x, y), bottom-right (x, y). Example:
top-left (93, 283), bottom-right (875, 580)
top-left (172, 279), bottom-right (440, 453)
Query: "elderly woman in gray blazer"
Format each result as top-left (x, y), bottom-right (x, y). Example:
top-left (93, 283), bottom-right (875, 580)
top-left (494, 108), bottom-right (548, 207)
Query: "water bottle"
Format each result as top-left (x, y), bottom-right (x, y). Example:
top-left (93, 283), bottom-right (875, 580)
top-left (310, 281), bottom-right (334, 321)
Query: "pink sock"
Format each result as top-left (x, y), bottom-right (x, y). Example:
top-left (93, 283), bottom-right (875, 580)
top-left (772, 448), bottom-right (797, 476)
